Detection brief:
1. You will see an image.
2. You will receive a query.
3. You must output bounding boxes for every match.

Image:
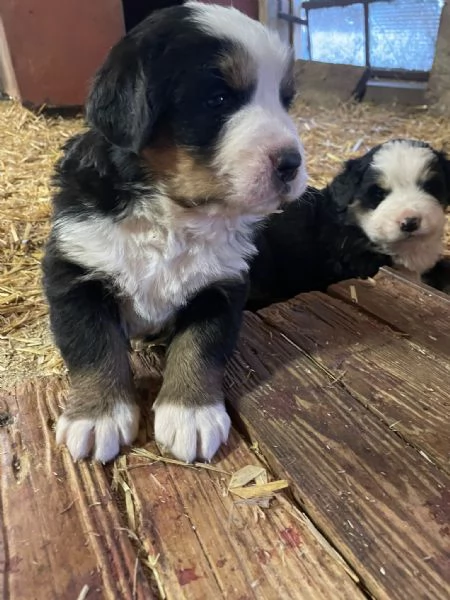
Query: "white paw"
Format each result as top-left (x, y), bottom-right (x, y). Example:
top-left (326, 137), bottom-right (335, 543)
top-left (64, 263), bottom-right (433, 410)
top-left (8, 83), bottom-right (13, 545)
top-left (56, 402), bottom-right (140, 463)
top-left (153, 403), bottom-right (231, 463)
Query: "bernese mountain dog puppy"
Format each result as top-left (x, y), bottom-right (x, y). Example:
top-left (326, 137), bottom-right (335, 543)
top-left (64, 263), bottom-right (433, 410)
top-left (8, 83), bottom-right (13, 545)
top-left (248, 139), bottom-right (450, 310)
top-left (42, 3), bottom-right (307, 463)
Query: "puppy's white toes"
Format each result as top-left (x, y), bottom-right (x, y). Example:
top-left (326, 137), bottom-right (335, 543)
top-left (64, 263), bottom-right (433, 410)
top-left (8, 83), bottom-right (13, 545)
top-left (172, 426), bottom-right (198, 464)
top-left (56, 415), bottom-right (95, 460)
top-left (197, 405), bottom-right (231, 460)
top-left (66, 419), bottom-right (95, 460)
top-left (55, 413), bottom-right (70, 445)
top-left (117, 403), bottom-right (140, 445)
top-left (153, 403), bottom-right (231, 462)
top-left (94, 418), bottom-right (120, 463)
top-left (153, 405), bottom-right (196, 462)
top-left (55, 403), bottom-right (140, 463)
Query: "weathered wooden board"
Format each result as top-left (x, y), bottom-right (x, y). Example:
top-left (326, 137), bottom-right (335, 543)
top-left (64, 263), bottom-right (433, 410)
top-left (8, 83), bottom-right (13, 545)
top-left (256, 292), bottom-right (450, 472)
top-left (329, 268), bottom-right (450, 358)
top-left (0, 378), bottom-right (154, 600)
top-left (122, 432), bottom-right (365, 600)
top-left (226, 312), bottom-right (450, 600)
top-left (125, 353), bottom-right (364, 600)
top-left (0, 369), bottom-right (364, 600)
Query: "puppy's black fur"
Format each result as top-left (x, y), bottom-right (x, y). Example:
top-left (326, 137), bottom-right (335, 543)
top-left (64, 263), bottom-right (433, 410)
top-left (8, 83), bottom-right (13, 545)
top-left (422, 258), bottom-right (450, 294)
top-left (248, 185), bottom-right (388, 310)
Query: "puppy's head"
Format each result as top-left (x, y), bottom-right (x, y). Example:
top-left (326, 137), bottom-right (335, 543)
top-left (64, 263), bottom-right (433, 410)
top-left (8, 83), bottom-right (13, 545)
top-left (329, 139), bottom-right (450, 273)
top-left (86, 2), bottom-right (307, 217)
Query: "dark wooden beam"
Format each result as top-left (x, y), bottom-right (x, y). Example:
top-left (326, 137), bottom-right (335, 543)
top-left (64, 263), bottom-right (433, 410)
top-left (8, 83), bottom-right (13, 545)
top-left (370, 68), bottom-right (430, 82)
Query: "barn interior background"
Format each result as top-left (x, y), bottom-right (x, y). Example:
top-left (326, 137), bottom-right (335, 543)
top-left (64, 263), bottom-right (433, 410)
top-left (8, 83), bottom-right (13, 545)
top-left (1, 2), bottom-right (450, 599)
top-left (0, 0), bottom-right (449, 385)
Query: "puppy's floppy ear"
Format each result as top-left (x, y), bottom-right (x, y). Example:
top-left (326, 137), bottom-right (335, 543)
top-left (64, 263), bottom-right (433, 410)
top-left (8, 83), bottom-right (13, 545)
top-left (86, 39), bottom-right (155, 153)
top-left (328, 158), bottom-right (366, 212)
top-left (328, 146), bottom-right (378, 212)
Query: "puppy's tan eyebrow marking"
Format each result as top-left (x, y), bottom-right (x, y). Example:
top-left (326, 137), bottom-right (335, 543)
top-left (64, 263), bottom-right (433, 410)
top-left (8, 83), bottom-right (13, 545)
top-left (218, 46), bottom-right (256, 90)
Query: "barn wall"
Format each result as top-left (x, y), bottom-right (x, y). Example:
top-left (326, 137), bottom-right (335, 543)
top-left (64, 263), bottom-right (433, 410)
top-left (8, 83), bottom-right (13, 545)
top-left (0, 0), bottom-right (125, 107)
top-left (293, 59), bottom-right (367, 106)
top-left (427, 0), bottom-right (450, 112)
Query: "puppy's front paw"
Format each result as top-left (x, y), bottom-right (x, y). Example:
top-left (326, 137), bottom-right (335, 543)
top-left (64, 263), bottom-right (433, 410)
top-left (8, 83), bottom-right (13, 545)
top-left (153, 403), bottom-right (231, 463)
top-left (56, 402), bottom-right (140, 463)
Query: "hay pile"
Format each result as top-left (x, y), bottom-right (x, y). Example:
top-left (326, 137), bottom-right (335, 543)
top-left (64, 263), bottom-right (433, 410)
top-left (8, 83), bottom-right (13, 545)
top-left (1, 99), bottom-right (449, 388)
top-left (0, 102), bottom-right (83, 386)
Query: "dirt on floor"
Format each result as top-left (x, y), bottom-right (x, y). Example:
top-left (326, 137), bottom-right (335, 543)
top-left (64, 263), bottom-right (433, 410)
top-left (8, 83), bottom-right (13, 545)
top-left (1, 98), bottom-right (449, 388)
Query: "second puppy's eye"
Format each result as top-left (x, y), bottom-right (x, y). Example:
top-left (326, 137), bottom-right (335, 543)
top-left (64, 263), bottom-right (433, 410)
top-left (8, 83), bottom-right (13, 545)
top-left (367, 184), bottom-right (387, 208)
top-left (422, 175), bottom-right (443, 198)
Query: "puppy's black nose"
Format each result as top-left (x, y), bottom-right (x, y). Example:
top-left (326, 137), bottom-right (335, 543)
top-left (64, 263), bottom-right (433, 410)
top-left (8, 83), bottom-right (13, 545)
top-left (274, 150), bottom-right (301, 183)
top-left (400, 216), bottom-right (421, 233)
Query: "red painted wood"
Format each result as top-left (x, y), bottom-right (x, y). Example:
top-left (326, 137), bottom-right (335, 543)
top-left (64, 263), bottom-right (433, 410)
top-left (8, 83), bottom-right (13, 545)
top-left (0, 0), bottom-right (125, 107)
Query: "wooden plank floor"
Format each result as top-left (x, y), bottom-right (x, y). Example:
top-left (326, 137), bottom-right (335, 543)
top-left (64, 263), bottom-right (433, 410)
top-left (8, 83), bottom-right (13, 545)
top-left (1, 269), bottom-right (449, 600)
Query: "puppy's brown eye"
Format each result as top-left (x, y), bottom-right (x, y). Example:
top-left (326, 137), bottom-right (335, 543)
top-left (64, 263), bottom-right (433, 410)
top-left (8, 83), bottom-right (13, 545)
top-left (206, 92), bottom-right (228, 109)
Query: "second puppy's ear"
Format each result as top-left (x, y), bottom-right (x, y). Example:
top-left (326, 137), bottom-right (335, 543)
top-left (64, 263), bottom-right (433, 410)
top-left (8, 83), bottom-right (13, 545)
top-left (86, 39), bottom-right (156, 153)
top-left (328, 158), bottom-right (365, 211)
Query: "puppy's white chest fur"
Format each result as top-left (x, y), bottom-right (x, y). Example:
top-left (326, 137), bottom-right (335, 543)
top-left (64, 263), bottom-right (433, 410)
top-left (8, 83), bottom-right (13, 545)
top-left (56, 209), bottom-right (259, 337)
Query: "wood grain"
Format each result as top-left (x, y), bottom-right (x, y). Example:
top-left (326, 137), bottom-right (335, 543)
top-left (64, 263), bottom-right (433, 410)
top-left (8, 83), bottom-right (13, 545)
top-left (329, 268), bottom-right (450, 358)
top-left (0, 363), bottom-right (365, 600)
top-left (124, 353), bottom-right (364, 600)
top-left (256, 291), bottom-right (450, 472)
top-left (0, 378), bottom-right (154, 600)
top-left (226, 312), bottom-right (450, 600)
top-left (123, 435), bottom-right (365, 600)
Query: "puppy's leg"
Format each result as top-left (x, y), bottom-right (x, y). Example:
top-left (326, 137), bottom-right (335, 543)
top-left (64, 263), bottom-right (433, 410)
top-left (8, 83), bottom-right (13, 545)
top-left (153, 279), bottom-right (247, 462)
top-left (43, 257), bottom-right (139, 462)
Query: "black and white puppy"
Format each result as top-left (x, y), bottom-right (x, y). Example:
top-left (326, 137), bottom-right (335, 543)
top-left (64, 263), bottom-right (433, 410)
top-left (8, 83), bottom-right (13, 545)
top-left (248, 139), bottom-right (450, 310)
top-left (42, 3), bottom-right (307, 463)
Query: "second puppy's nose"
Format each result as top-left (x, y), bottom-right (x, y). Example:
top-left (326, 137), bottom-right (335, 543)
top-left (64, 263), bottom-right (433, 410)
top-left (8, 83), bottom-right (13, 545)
top-left (273, 150), bottom-right (301, 183)
top-left (400, 216), bottom-right (421, 233)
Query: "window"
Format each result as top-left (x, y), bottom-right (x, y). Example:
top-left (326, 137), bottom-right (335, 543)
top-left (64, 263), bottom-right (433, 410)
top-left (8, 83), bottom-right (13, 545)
top-left (292, 0), bottom-right (445, 72)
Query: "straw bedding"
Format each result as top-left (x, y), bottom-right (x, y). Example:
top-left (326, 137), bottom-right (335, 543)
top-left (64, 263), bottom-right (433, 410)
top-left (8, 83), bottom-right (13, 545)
top-left (1, 99), bottom-right (449, 388)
